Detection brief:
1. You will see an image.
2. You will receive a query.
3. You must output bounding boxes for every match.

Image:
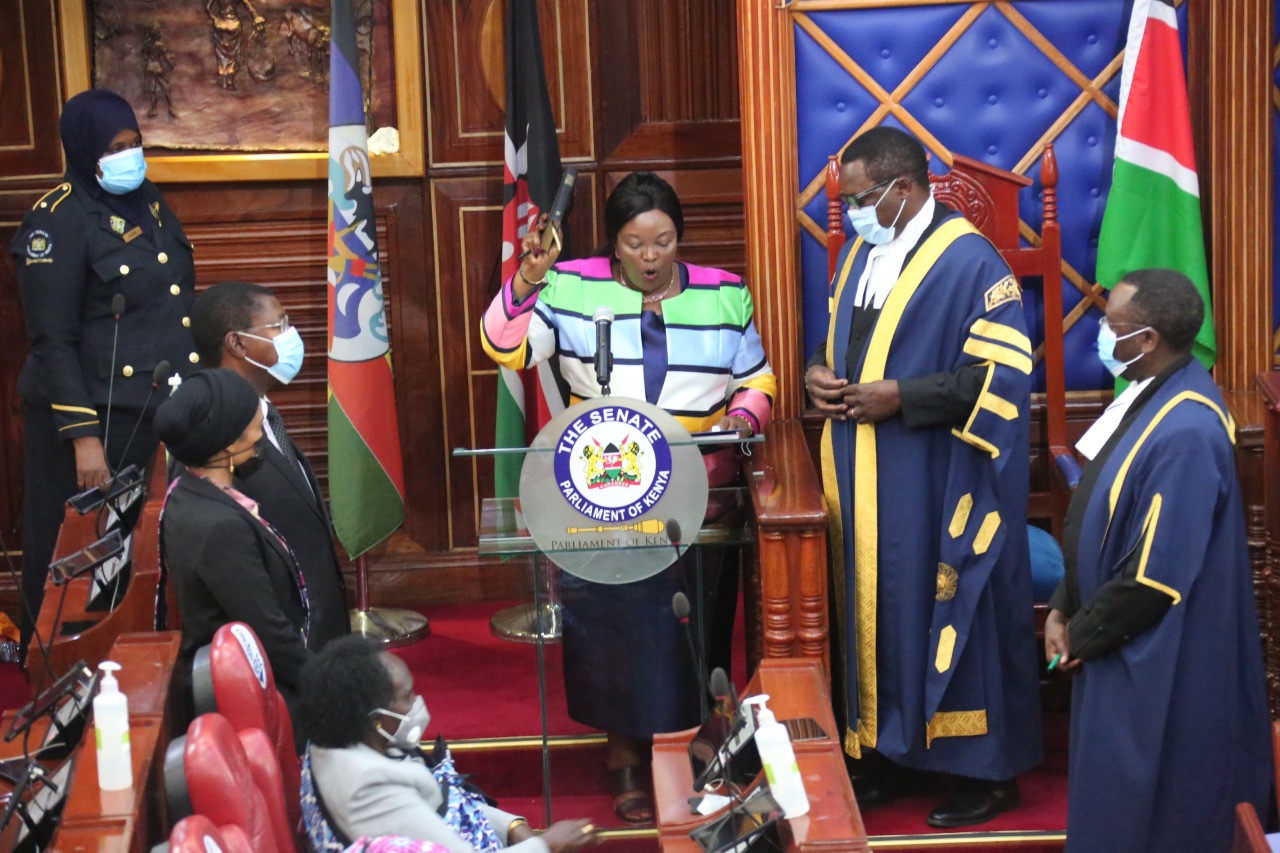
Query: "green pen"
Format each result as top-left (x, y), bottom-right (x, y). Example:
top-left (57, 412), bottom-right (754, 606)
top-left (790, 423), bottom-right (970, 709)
top-left (1047, 652), bottom-right (1062, 671)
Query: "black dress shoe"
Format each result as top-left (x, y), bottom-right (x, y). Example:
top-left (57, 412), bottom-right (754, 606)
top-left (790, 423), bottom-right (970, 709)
top-left (926, 779), bottom-right (1020, 828)
top-left (853, 774), bottom-right (905, 808)
top-left (850, 756), bottom-right (924, 809)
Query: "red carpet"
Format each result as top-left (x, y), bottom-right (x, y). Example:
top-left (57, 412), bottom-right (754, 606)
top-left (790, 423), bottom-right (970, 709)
top-left (403, 601), bottom-right (1069, 848)
top-left (0, 662), bottom-right (30, 716)
top-left (0, 602), bottom-right (1069, 849)
top-left (856, 710), bottom-right (1069, 838)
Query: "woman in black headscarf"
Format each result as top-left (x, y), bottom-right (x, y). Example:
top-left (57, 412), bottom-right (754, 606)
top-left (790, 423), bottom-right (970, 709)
top-left (9, 88), bottom-right (199, 651)
top-left (156, 369), bottom-right (313, 716)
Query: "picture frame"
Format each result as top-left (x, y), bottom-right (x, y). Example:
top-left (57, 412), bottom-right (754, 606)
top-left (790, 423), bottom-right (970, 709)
top-left (58, 0), bottom-right (424, 181)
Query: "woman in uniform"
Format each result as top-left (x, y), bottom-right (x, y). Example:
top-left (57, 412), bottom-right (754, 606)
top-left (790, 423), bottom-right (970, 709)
top-left (10, 88), bottom-right (198, 651)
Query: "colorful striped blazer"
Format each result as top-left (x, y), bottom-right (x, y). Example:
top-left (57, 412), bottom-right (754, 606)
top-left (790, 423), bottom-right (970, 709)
top-left (481, 257), bottom-right (775, 435)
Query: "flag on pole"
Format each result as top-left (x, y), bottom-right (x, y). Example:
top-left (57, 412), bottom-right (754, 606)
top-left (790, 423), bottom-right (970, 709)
top-left (496, 0), bottom-right (565, 498)
top-left (326, 0), bottom-right (405, 556)
top-left (1096, 0), bottom-right (1215, 368)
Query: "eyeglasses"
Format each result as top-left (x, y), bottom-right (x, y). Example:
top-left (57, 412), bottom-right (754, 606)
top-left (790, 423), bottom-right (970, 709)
top-left (1098, 317), bottom-right (1147, 335)
top-left (841, 178), bottom-right (896, 209)
top-left (247, 315), bottom-right (291, 333)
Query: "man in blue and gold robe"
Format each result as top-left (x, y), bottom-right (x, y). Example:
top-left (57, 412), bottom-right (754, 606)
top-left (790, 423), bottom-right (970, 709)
top-left (806, 127), bottom-right (1042, 827)
top-left (1045, 269), bottom-right (1269, 852)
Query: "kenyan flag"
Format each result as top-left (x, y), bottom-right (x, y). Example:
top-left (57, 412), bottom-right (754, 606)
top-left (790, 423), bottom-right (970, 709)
top-left (1096, 0), bottom-right (1215, 369)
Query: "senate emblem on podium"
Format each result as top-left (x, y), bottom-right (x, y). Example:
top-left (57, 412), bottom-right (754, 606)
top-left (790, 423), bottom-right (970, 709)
top-left (520, 396), bottom-right (708, 585)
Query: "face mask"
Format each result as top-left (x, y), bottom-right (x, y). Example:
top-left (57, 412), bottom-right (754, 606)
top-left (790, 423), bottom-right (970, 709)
top-left (846, 180), bottom-right (906, 246)
top-left (375, 695), bottom-right (430, 750)
top-left (234, 451), bottom-right (264, 478)
top-left (241, 327), bottom-right (305, 384)
top-left (1097, 323), bottom-right (1151, 378)
top-left (96, 147), bottom-right (147, 195)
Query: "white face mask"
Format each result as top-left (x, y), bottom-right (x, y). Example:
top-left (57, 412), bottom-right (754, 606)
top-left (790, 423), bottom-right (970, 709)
top-left (374, 695), bottom-right (430, 750)
top-left (845, 179), bottom-right (906, 245)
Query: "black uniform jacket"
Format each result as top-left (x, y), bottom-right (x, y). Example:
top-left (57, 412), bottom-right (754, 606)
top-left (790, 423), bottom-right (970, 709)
top-left (161, 472), bottom-right (311, 705)
top-left (235, 431), bottom-right (350, 651)
top-left (10, 178), bottom-right (198, 438)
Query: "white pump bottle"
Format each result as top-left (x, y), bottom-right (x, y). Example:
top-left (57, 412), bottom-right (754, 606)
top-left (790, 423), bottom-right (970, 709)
top-left (93, 660), bottom-right (133, 791)
top-left (744, 694), bottom-right (809, 818)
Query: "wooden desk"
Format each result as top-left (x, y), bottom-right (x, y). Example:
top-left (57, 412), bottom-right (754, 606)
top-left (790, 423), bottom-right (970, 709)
top-left (653, 659), bottom-right (867, 853)
top-left (0, 632), bottom-right (180, 853)
top-left (49, 816), bottom-right (135, 852)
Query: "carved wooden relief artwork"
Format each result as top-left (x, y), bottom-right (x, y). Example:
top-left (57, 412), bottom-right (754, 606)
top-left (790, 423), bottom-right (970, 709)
top-left (91, 0), bottom-right (393, 150)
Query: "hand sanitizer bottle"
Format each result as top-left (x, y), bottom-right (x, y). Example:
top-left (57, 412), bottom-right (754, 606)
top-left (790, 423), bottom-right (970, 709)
top-left (747, 695), bottom-right (809, 818)
top-left (93, 661), bottom-right (133, 791)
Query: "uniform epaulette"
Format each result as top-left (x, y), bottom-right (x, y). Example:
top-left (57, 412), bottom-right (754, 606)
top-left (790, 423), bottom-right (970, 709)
top-left (31, 183), bottom-right (72, 213)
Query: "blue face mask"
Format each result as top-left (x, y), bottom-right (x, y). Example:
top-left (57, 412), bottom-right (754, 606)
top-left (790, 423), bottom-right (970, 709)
top-left (242, 326), bottom-right (305, 384)
top-left (1097, 322), bottom-right (1150, 378)
top-left (96, 147), bottom-right (147, 195)
top-left (846, 180), bottom-right (905, 245)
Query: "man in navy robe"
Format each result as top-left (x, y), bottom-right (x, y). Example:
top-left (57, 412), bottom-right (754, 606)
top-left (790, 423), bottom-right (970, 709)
top-left (1046, 268), bottom-right (1269, 852)
top-left (807, 127), bottom-right (1042, 827)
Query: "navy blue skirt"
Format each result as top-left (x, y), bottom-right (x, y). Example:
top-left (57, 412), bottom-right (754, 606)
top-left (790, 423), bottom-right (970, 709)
top-left (560, 546), bottom-right (736, 739)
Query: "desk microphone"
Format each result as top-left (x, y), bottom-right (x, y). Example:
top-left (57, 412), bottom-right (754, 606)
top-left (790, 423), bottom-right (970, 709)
top-left (112, 360), bottom-right (170, 476)
top-left (593, 306), bottom-right (613, 395)
top-left (101, 293), bottom-right (126, 464)
top-left (673, 591), bottom-right (709, 721)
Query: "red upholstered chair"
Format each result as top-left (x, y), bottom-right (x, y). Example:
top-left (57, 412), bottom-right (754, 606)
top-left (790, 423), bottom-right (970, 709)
top-left (171, 713), bottom-right (294, 853)
top-left (193, 621), bottom-right (303, 838)
top-left (170, 814), bottom-right (256, 853)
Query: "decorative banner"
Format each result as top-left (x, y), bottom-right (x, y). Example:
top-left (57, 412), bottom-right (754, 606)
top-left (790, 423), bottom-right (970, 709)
top-left (326, 0), bottom-right (405, 558)
top-left (520, 397), bottom-right (708, 584)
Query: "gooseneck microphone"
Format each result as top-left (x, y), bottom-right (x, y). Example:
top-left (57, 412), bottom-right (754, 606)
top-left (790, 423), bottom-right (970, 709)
top-left (112, 360), bottom-right (171, 483)
top-left (666, 518), bottom-right (684, 562)
top-left (673, 591), bottom-right (709, 721)
top-left (94, 360), bottom-right (170, 540)
top-left (593, 306), bottom-right (614, 395)
top-left (101, 293), bottom-right (127, 465)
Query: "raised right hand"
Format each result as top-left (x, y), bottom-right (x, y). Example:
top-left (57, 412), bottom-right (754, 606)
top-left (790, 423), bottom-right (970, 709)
top-left (805, 365), bottom-right (849, 420)
top-left (72, 436), bottom-right (111, 490)
top-left (539, 818), bottom-right (597, 853)
top-left (516, 214), bottom-right (562, 289)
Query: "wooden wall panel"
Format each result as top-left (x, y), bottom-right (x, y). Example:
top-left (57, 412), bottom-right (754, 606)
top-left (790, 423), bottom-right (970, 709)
top-left (638, 0), bottom-right (740, 124)
top-left (424, 0), bottom-right (594, 166)
top-left (0, 0), bottom-right (64, 181)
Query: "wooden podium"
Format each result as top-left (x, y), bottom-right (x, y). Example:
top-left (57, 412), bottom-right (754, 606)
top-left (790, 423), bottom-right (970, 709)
top-left (653, 658), bottom-right (868, 853)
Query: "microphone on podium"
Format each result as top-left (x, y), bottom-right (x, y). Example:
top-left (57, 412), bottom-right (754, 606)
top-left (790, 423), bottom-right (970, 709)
top-left (593, 306), bottom-right (613, 395)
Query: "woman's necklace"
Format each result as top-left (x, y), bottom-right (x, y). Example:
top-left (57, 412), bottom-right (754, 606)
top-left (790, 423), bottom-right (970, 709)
top-left (618, 265), bottom-right (677, 304)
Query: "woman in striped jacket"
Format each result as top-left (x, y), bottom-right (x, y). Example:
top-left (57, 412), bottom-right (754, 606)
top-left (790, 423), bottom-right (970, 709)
top-left (482, 172), bottom-right (775, 824)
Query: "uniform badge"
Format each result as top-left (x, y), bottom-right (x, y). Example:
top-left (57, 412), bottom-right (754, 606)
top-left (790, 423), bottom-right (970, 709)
top-left (109, 215), bottom-right (126, 235)
top-left (150, 202), bottom-right (161, 223)
top-left (25, 229), bottom-right (52, 259)
top-left (935, 563), bottom-right (959, 602)
top-left (984, 275), bottom-right (1021, 312)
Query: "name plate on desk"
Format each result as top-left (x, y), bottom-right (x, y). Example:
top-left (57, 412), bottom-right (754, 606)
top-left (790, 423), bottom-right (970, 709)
top-left (520, 397), bottom-right (709, 583)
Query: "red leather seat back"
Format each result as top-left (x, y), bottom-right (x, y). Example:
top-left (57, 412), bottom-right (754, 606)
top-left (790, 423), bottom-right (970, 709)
top-left (183, 714), bottom-right (281, 853)
top-left (170, 814), bottom-right (256, 853)
top-left (209, 622), bottom-right (302, 834)
top-left (238, 726), bottom-right (298, 853)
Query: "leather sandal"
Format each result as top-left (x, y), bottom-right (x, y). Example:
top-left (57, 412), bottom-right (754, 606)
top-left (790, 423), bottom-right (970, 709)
top-left (609, 765), bottom-right (655, 824)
